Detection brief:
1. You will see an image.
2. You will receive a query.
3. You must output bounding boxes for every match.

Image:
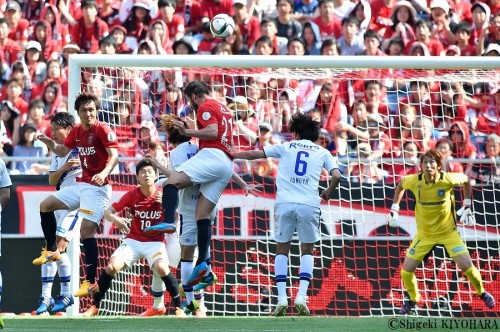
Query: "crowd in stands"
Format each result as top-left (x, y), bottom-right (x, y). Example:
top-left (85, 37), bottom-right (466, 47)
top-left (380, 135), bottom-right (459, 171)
top-left (0, 0), bottom-right (497, 185)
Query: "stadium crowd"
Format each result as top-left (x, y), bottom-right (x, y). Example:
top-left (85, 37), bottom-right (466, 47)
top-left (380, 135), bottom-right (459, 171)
top-left (0, 0), bottom-right (497, 184)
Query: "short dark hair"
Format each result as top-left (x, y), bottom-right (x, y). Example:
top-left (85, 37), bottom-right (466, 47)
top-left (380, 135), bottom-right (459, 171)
top-left (414, 19), bottom-right (432, 31)
top-left (50, 112), bottom-right (75, 128)
top-left (99, 35), bottom-right (117, 48)
top-left (255, 36), bottom-right (273, 48)
top-left (75, 93), bottom-right (100, 113)
top-left (435, 138), bottom-right (454, 151)
top-left (183, 80), bottom-right (210, 99)
top-left (420, 148), bottom-right (443, 170)
top-left (158, 0), bottom-right (176, 8)
top-left (320, 38), bottom-right (339, 54)
top-left (363, 29), bottom-right (380, 41)
top-left (276, 0), bottom-right (294, 9)
top-left (318, 0), bottom-right (334, 7)
top-left (289, 112), bottom-right (321, 142)
top-left (287, 36), bottom-right (305, 49)
top-left (342, 16), bottom-right (359, 27)
top-left (29, 99), bottom-right (45, 111)
top-left (364, 80), bottom-right (382, 90)
top-left (136, 158), bottom-right (155, 175)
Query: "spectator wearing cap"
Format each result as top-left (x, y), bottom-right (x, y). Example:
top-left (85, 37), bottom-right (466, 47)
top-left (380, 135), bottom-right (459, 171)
top-left (258, 18), bottom-right (287, 55)
top-left (483, 42), bottom-right (500, 55)
top-left (70, 0), bottom-right (109, 54)
top-left (4, 78), bottom-right (28, 116)
top-left (348, 0), bottom-right (372, 37)
top-left (275, 0), bottom-right (302, 38)
top-left (470, 2), bottom-right (491, 46)
top-left (32, 20), bottom-right (61, 61)
top-left (123, 0), bottom-right (154, 42)
top-left (4, 1), bottom-right (29, 49)
top-left (292, 0), bottom-right (319, 24)
top-left (228, 95), bottom-right (259, 151)
top-left (477, 13), bottom-right (500, 55)
top-left (368, 0), bottom-right (395, 36)
top-left (174, 0), bottom-right (205, 34)
top-left (441, 44), bottom-right (461, 56)
top-left (0, 99), bottom-right (21, 150)
top-left (201, 0), bottom-right (234, 20)
top-left (233, 0), bottom-right (260, 51)
top-left (148, 19), bottom-right (172, 54)
top-left (338, 17), bottom-right (364, 55)
top-left (0, 17), bottom-right (22, 66)
top-left (312, 0), bottom-right (342, 41)
top-left (382, 0), bottom-right (416, 46)
top-left (158, 0), bottom-right (185, 42)
top-left (452, 22), bottom-right (477, 56)
top-left (301, 21), bottom-right (322, 55)
top-left (470, 134), bottom-right (500, 185)
top-left (24, 40), bottom-right (47, 86)
top-left (12, 122), bottom-right (47, 174)
top-left (39, 5), bottom-right (71, 50)
top-left (407, 20), bottom-right (444, 56)
top-left (358, 29), bottom-right (385, 55)
top-left (61, 43), bottom-right (80, 69)
top-left (429, 0), bottom-right (456, 47)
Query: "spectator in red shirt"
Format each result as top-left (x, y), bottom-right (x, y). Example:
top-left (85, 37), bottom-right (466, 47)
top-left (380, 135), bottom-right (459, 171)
top-left (435, 138), bottom-right (464, 173)
top-left (388, 140), bottom-right (420, 183)
top-left (4, 78), bottom-right (28, 117)
top-left (366, 113), bottom-right (392, 159)
top-left (364, 80), bottom-right (389, 117)
top-left (38, 81), bottom-right (63, 117)
top-left (429, 0), bottom-right (456, 47)
top-left (40, 5), bottom-right (71, 49)
top-left (348, 0), bottom-right (372, 36)
top-left (383, 0), bottom-right (416, 46)
top-left (452, 22), bottom-right (477, 56)
top-left (0, 17), bottom-right (22, 66)
top-left (201, 0), bottom-right (234, 19)
top-left (25, 99), bottom-right (51, 135)
top-left (407, 20), bottom-right (444, 56)
top-left (99, 0), bottom-right (121, 27)
top-left (475, 86), bottom-right (499, 135)
top-left (33, 60), bottom-right (68, 100)
top-left (158, 0), bottom-right (185, 42)
top-left (24, 41), bottom-right (47, 87)
top-left (358, 29), bottom-right (386, 55)
top-left (470, 2), bottom-right (490, 46)
top-left (6, 61), bottom-right (32, 101)
top-left (175, 0), bottom-right (206, 34)
top-left (233, 0), bottom-right (260, 51)
top-left (197, 22), bottom-right (220, 54)
top-left (32, 20), bottom-right (61, 61)
top-left (411, 116), bottom-right (435, 152)
top-left (149, 19), bottom-right (172, 54)
top-left (369, 0), bottom-right (395, 36)
top-left (4, 1), bottom-right (29, 49)
top-left (313, 0), bottom-right (342, 41)
top-left (123, 0), bottom-right (153, 42)
top-left (448, 121), bottom-right (477, 174)
top-left (21, 0), bottom-right (44, 25)
top-left (70, 0), bottom-right (109, 54)
top-left (259, 18), bottom-right (288, 55)
top-left (450, 0), bottom-right (473, 24)
top-left (0, 99), bottom-right (21, 151)
top-left (110, 25), bottom-right (133, 54)
top-left (477, 13), bottom-right (500, 55)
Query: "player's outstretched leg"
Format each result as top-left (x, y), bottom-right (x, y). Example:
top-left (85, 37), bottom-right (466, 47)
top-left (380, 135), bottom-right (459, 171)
top-left (193, 254), bottom-right (217, 292)
top-left (273, 253), bottom-right (289, 316)
top-left (187, 219), bottom-right (212, 286)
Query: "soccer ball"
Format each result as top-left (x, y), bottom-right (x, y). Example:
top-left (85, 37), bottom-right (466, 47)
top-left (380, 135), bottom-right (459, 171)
top-left (210, 14), bottom-right (235, 38)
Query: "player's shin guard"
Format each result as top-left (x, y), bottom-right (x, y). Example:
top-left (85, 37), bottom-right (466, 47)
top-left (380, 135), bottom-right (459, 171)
top-left (162, 273), bottom-right (182, 308)
top-left (196, 219), bottom-right (212, 266)
top-left (463, 265), bottom-right (485, 295)
top-left (275, 254), bottom-right (288, 299)
top-left (93, 271), bottom-right (113, 308)
top-left (82, 238), bottom-right (98, 283)
top-left (40, 212), bottom-right (57, 251)
top-left (401, 269), bottom-right (421, 302)
top-left (162, 184), bottom-right (179, 223)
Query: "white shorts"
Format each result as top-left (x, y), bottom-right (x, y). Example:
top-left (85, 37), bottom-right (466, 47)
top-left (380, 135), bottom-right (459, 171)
top-left (111, 238), bottom-right (168, 267)
top-left (178, 209), bottom-right (217, 247)
top-left (274, 203), bottom-right (321, 244)
top-left (55, 209), bottom-right (82, 242)
top-left (176, 148), bottom-right (233, 204)
top-left (53, 182), bottom-right (112, 224)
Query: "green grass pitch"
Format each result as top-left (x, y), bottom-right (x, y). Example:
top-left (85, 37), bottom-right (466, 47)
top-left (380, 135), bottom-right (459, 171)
top-left (3, 316), bottom-right (499, 332)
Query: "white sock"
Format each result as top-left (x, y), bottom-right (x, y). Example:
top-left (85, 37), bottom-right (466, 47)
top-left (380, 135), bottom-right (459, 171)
top-left (56, 252), bottom-right (71, 296)
top-left (181, 260), bottom-right (195, 304)
top-left (297, 254), bottom-right (313, 297)
top-left (151, 273), bottom-right (165, 309)
top-left (41, 261), bottom-right (57, 298)
top-left (274, 254), bottom-right (288, 299)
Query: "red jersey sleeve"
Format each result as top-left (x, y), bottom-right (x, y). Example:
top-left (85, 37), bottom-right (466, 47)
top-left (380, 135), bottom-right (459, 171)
top-left (97, 123), bottom-right (119, 149)
top-left (197, 102), bottom-right (219, 128)
top-left (63, 126), bottom-right (78, 149)
top-left (112, 189), bottom-right (134, 212)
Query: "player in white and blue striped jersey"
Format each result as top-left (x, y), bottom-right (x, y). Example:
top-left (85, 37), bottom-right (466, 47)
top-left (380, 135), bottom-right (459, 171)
top-left (235, 112), bottom-right (342, 317)
top-left (33, 112), bottom-right (83, 315)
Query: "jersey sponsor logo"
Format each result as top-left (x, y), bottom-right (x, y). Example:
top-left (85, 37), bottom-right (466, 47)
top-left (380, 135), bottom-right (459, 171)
top-left (418, 200), bottom-right (445, 206)
top-left (135, 210), bottom-right (162, 219)
top-left (78, 147), bottom-right (96, 156)
top-left (202, 112), bottom-right (211, 121)
top-left (79, 208), bottom-right (94, 216)
top-left (152, 251), bottom-right (162, 259)
top-left (409, 248), bottom-right (416, 255)
top-left (107, 132), bottom-right (116, 142)
top-left (437, 189), bottom-right (445, 197)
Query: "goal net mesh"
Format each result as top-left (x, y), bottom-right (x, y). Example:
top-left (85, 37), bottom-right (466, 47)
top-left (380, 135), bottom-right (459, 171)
top-left (75, 62), bottom-right (499, 317)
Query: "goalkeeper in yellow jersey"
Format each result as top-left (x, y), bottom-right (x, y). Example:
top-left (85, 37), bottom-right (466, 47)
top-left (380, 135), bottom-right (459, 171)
top-left (387, 149), bottom-right (495, 315)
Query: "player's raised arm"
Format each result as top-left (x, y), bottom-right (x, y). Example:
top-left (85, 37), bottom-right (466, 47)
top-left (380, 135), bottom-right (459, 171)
top-left (234, 150), bottom-right (267, 160)
top-left (37, 133), bottom-right (71, 157)
top-left (103, 205), bottom-right (130, 234)
top-left (321, 168), bottom-right (341, 201)
top-left (145, 153), bottom-right (172, 178)
top-left (91, 147), bottom-right (119, 186)
top-left (231, 172), bottom-right (261, 196)
top-left (387, 179), bottom-right (406, 227)
top-left (173, 121), bottom-right (218, 140)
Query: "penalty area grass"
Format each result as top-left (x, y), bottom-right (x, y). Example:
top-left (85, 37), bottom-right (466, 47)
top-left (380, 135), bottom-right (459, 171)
top-left (3, 316), bottom-right (498, 332)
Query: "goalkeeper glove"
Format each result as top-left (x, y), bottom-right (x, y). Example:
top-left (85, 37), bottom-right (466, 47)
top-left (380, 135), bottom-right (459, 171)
top-left (387, 203), bottom-right (399, 227)
top-left (457, 198), bottom-right (475, 225)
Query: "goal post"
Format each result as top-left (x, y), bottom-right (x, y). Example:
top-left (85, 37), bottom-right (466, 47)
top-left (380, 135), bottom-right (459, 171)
top-left (67, 55), bottom-right (500, 317)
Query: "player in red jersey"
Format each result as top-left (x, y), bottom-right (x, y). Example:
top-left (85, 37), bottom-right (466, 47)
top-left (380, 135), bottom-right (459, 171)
top-left (82, 159), bottom-right (186, 317)
top-left (35, 93), bottom-right (119, 298)
top-left (144, 80), bottom-right (233, 288)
